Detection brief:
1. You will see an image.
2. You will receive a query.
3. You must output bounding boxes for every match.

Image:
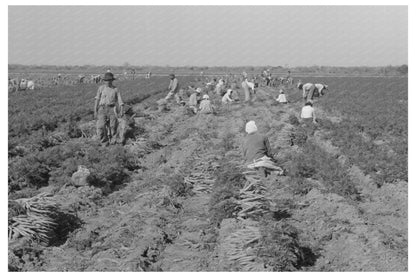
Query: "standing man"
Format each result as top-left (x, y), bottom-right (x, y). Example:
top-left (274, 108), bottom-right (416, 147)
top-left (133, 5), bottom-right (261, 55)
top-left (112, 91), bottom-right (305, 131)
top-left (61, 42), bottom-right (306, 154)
top-left (94, 72), bottom-right (124, 146)
top-left (165, 74), bottom-right (181, 104)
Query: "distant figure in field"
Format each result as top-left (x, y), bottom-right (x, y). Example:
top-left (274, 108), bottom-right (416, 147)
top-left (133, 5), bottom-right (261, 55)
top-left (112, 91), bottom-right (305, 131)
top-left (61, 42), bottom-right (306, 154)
top-left (301, 83), bottom-right (316, 102)
top-left (222, 89), bottom-right (234, 105)
top-left (94, 72), bottom-right (124, 146)
top-left (27, 80), bottom-right (35, 90)
top-left (78, 75), bottom-right (86, 84)
top-left (242, 77), bottom-right (256, 103)
top-left (314, 83), bottom-right (329, 96)
top-left (189, 87), bottom-right (202, 114)
top-left (276, 89), bottom-right (288, 104)
top-left (242, 121), bottom-right (283, 177)
top-left (165, 74), bottom-right (181, 104)
top-left (215, 78), bottom-right (225, 95)
top-left (199, 94), bottom-right (215, 114)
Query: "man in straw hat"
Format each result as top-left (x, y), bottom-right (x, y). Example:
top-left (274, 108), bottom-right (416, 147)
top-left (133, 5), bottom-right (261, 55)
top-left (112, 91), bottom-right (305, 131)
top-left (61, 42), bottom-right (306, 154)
top-left (94, 72), bottom-right (124, 146)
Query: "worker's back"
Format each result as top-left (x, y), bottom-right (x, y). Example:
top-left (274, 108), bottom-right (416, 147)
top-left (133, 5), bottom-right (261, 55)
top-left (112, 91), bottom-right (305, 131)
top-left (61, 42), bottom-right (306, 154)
top-left (243, 133), bottom-right (269, 162)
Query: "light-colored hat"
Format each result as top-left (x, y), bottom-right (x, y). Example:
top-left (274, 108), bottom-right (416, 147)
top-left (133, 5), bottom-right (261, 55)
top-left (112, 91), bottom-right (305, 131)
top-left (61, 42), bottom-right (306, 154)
top-left (245, 121), bottom-right (258, 134)
top-left (196, 88), bottom-right (202, 93)
top-left (227, 89), bottom-right (232, 94)
top-left (203, 94), bottom-right (209, 100)
top-left (279, 89), bottom-right (284, 93)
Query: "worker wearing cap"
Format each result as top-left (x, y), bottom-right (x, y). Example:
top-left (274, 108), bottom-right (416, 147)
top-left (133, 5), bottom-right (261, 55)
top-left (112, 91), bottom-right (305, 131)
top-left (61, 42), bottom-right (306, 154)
top-left (165, 74), bottom-right (181, 104)
top-left (189, 88), bottom-right (202, 114)
top-left (94, 72), bottom-right (124, 146)
top-left (242, 121), bottom-right (283, 177)
top-left (199, 94), bottom-right (215, 114)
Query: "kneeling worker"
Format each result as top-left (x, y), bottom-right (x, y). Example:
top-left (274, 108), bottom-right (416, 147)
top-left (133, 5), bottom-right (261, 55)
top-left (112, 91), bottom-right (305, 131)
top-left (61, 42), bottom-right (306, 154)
top-left (242, 121), bottom-right (283, 177)
top-left (276, 89), bottom-right (288, 104)
top-left (199, 94), bottom-right (215, 114)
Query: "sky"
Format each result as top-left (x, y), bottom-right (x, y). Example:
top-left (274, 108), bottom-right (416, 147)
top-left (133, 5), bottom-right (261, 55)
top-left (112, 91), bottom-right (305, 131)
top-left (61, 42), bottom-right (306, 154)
top-left (8, 5), bottom-right (408, 67)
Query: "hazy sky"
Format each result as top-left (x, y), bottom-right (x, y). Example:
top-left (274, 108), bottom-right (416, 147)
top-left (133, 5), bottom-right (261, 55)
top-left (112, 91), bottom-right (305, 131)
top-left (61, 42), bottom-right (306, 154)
top-left (8, 5), bottom-right (407, 67)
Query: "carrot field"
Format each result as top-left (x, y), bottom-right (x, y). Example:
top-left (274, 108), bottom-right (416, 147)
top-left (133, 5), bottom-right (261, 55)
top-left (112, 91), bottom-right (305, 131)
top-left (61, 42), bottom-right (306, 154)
top-left (8, 73), bottom-right (408, 271)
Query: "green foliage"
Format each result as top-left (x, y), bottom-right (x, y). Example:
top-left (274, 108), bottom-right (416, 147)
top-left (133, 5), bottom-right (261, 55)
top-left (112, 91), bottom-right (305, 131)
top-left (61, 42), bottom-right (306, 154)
top-left (257, 221), bottom-right (304, 271)
top-left (317, 77), bottom-right (407, 184)
top-left (209, 163), bottom-right (244, 226)
top-left (165, 173), bottom-right (194, 198)
top-left (9, 141), bottom-right (139, 195)
top-left (288, 114), bottom-right (300, 126)
top-left (287, 142), bottom-right (360, 200)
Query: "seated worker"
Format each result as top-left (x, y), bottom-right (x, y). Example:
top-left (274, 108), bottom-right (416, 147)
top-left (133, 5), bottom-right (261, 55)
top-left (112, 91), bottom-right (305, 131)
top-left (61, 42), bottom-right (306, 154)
top-left (222, 89), bottom-right (234, 104)
top-left (199, 94), bottom-right (215, 114)
top-left (276, 89), bottom-right (288, 104)
top-left (242, 121), bottom-right (283, 177)
top-left (189, 88), bottom-right (202, 114)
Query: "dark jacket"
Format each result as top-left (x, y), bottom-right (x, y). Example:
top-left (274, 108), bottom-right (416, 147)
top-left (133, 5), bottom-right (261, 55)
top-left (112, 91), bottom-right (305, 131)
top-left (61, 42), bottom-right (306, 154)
top-left (242, 132), bottom-right (273, 162)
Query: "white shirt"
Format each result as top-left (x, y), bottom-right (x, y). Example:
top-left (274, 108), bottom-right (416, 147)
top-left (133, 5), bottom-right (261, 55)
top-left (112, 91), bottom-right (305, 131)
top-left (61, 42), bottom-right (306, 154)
top-left (301, 106), bottom-right (315, 119)
top-left (222, 90), bottom-right (233, 103)
top-left (276, 94), bottom-right (287, 103)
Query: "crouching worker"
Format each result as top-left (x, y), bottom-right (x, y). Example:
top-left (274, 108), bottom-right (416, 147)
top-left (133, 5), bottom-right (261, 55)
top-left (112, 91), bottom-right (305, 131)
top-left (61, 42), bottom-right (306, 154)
top-left (242, 121), bottom-right (283, 177)
top-left (222, 89), bottom-right (234, 104)
top-left (117, 104), bottom-right (136, 145)
top-left (94, 72), bottom-right (124, 146)
top-left (189, 88), bottom-right (202, 114)
top-left (300, 101), bottom-right (317, 136)
top-left (276, 89), bottom-right (288, 104)
top-left (199, 94), bottom-right (216, 114)
top-left (300, 101), bottom-right (317, 125)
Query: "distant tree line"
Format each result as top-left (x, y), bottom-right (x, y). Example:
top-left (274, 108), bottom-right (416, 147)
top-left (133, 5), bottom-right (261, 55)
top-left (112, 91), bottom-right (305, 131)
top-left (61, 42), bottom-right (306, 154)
top-left (8, 64), bottom-right (408, 76)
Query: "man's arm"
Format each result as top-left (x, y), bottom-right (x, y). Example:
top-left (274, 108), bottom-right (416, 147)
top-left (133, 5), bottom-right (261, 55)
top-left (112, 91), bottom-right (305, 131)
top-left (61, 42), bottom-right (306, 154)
top-left (94, 87), bottom-right (101, 119)
top-left (117, 89), bottom-right (124, 116)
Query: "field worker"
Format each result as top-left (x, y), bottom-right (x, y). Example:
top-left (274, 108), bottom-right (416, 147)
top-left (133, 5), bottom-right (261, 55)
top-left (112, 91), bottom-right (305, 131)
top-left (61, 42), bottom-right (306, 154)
top-left (27, 80), bottom-right (35, 90)
top-left (19, 79), bottom-right (27, 90)
top-left (297, 80), bottom-right (303, 89)
top-left (94, 72), bottom-right (124, 146)
top-left (165, 74), bottom-right (181, 104)
top-left (241, 77), bottom-right (251, 102)
top-left (276, 89), bottom-right (288, 104)
top-left (189, 88), bottom-right (202, 114)
top-left (302, 83), bottom-right (316, 102)
top-left (242, 121), bottom-right (283, 177)
top-left (314, 83), bottom-right (329, 96)
top-left (266, 71), bottom-right (272, 86)
top-left (199, 94), bottom-right (215, 114)
top-left (222, 89), bottom-right (234, 104)
top-left (300, 101), bottom-right (317, 125)
top-left (215, 78), bottom-right (225, 95)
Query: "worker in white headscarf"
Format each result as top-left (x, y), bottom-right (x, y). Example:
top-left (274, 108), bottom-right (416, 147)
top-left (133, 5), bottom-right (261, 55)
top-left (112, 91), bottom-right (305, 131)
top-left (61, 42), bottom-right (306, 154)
top-left (242, 121), bottom-right (283, 176)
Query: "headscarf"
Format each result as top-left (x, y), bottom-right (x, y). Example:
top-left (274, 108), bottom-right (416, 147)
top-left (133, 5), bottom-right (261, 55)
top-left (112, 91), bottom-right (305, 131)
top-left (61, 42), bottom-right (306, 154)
top-left (245, 121), bottom-right (258, 134)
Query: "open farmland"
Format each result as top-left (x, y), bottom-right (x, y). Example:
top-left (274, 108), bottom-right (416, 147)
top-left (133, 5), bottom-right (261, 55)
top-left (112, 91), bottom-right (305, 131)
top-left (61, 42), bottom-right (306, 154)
top-left (8, 74), bottom-right (407, 271)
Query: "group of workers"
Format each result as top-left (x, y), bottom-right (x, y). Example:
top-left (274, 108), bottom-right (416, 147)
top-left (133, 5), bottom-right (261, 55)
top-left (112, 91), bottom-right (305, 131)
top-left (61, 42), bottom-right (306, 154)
top-left (93, 71), bottom-right (323, 178)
